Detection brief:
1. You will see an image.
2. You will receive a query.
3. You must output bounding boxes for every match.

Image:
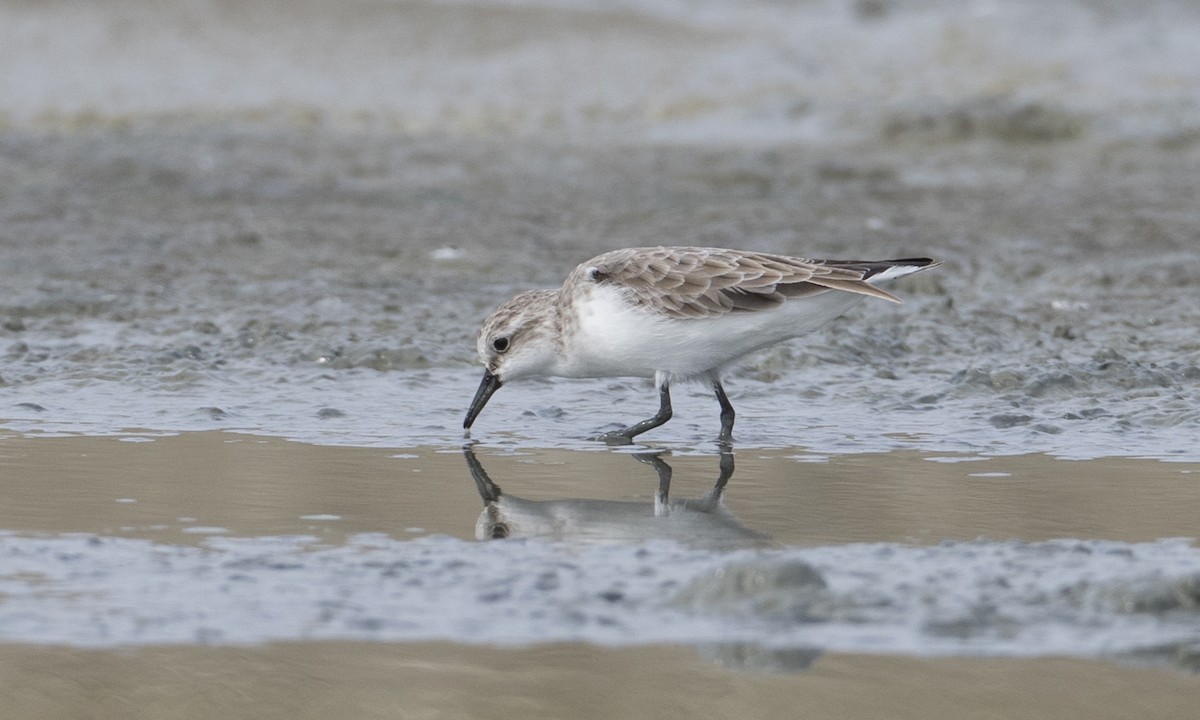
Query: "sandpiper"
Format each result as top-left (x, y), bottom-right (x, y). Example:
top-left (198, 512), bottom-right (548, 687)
top-left (464, 246), bottom-right (939, 444)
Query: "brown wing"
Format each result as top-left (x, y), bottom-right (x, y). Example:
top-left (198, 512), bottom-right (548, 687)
top-left (566, 246), bottom-right (905, 320)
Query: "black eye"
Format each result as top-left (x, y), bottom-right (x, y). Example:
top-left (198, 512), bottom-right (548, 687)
top-left (491, 337), bottom-right (510, 353)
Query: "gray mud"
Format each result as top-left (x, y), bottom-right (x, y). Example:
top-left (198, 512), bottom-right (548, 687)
top-left (2, 128), bottom-right (1197, 455)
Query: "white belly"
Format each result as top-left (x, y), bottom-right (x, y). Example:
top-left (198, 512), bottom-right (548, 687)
top-left (554, 284), bottom-right (867, 380)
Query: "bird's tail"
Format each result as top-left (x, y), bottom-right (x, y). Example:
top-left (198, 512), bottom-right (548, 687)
top-left (806, 258), bottom-right (941, 303)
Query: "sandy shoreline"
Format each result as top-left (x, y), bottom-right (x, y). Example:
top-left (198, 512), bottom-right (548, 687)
top-left (3, 640), bottom-right (1198, 720)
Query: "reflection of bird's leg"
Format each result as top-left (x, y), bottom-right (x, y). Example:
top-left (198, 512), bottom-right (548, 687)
top-left (463, 443), bottom-right (502, 504)
top-left (689, 449), bottom-right (735, 511)
top-left (633, 450), bottom-right (672, 517)
top-left (634, 449), bottom-right (736, 515)
top-left (713, 450), bottom-right (734, 496)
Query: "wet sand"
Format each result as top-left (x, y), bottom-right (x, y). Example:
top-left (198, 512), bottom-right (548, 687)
top-left (3, 432), bottom-right (1199, 717)
top-left (3, 641), bottom-right (1199, 720)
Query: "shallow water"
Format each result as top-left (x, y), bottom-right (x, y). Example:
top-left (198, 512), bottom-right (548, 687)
top-left (2, 432), bottom-right (1199, 670)
top-left (2, 0), bottom-right (1200, 715)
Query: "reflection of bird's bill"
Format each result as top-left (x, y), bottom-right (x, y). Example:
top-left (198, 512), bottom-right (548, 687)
top-left (462, 446), bottom-right (769, 549)
top-left (463, 370), bottom-right (502, 430)
top-left (462, 442), bottom-right (501, 503)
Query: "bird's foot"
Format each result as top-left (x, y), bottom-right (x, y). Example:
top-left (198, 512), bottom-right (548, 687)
top-left (591, 430), bottom-right (636, 446)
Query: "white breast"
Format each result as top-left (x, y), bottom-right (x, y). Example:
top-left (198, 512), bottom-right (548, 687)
top-left (553, 284), bottom-right (869, 380)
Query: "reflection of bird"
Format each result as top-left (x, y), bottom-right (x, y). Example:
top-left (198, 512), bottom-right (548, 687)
top-left (463, 445), bottom-right (770, 550)
top-left (464, 246), bottom-right (939, 444)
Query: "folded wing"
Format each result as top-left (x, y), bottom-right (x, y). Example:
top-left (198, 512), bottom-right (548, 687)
top-left (572, 247), bottom-right (935, 320)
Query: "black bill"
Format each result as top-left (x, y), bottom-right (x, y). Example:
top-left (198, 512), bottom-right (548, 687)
top-left (463, 370), bottom-right (503, 430)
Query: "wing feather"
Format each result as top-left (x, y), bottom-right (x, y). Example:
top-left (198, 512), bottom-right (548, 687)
top-left (567, 247), bottom-right (922, 320)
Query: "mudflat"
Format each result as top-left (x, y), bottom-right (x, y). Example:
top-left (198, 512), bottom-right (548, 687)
top-left (2, 432), bottom-right (1199, 720)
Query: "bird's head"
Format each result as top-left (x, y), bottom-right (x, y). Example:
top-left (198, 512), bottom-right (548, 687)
top-left (464, 290), bottom-right (558, 431)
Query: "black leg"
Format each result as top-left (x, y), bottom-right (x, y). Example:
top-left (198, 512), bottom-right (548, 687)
top-left (713, 379), bottom-right (736, 445)
top-left (597, 380), bottom-right (673, 445)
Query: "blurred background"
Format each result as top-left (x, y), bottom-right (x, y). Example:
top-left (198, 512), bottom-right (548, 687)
top-left (4, 0), bottom-right (1198, 140)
